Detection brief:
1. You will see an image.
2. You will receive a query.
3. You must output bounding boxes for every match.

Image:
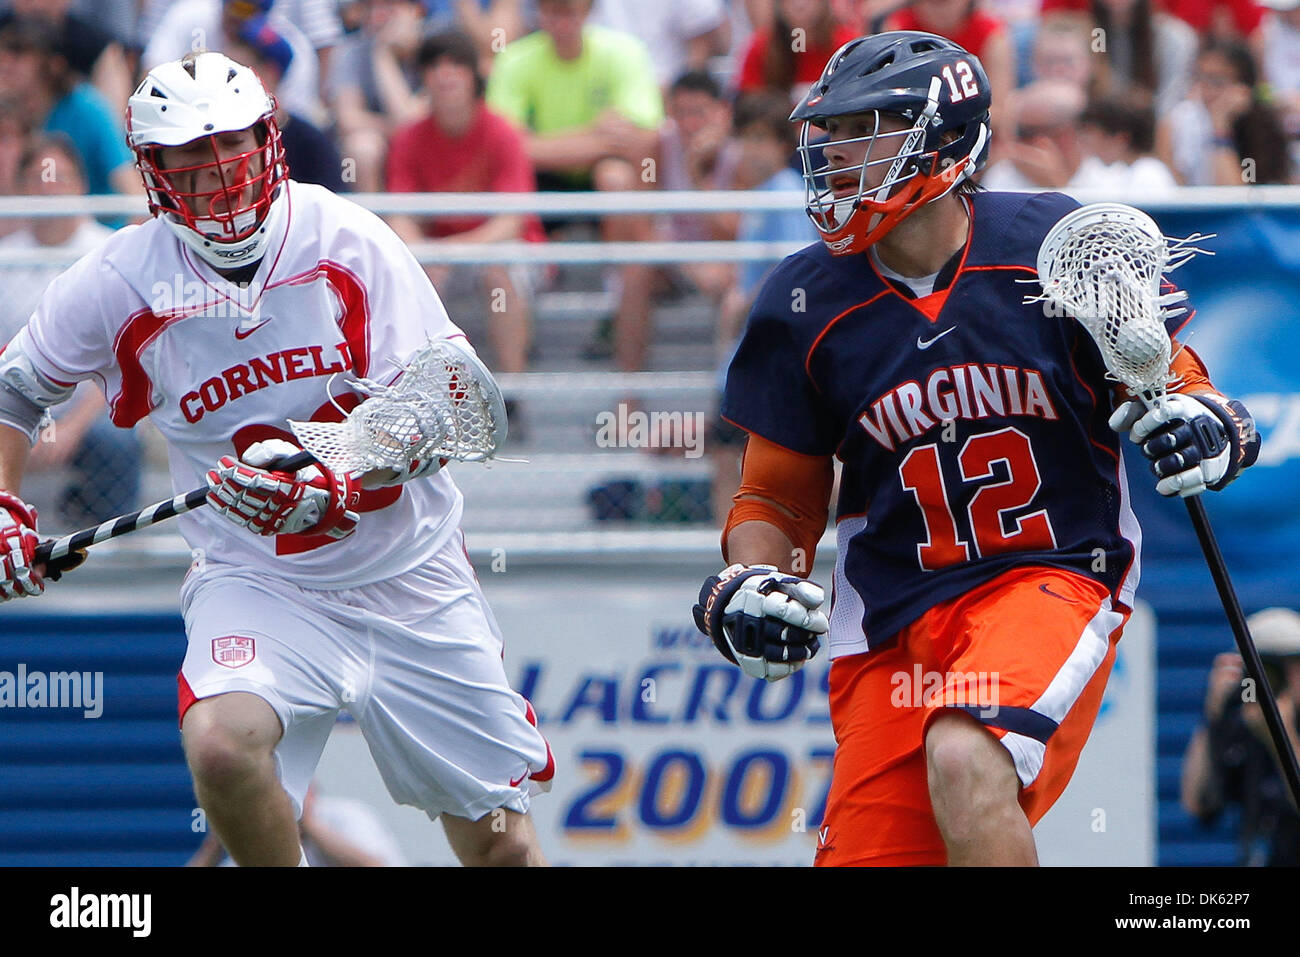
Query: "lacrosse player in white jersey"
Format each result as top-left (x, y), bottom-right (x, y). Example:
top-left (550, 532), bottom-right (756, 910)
top-left (0, 50), bottom-right (554, 866)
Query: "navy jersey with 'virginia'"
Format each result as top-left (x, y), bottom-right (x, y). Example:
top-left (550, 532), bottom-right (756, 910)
top-left (721, 190), bottom-right (1191, 658)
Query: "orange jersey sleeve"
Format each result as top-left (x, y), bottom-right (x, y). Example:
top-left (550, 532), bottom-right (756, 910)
top-left (722, 433), bottom-right (834, 571)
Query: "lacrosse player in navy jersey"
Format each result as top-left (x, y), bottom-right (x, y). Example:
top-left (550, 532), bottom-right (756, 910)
top-left (692, 31), bottom-right (1261, 866)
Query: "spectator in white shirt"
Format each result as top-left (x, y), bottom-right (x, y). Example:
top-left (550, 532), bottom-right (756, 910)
top-left (1073, 93), bottom-right (1179, 196)
top-left (1157, 37), bottom-right (1292, 185)
top-left (979, 79), bottom-right (1087, 190)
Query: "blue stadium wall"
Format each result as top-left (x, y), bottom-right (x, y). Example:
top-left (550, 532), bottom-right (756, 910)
top-left (0, 613), bottom-right (202, 866)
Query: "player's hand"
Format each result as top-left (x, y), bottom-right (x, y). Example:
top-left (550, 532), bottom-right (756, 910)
top-left (693, 564), bottom-right (827, 682)
top-left (0, 490), bottom-right (44, 601)
top-left (1109, 393), bottom-right (1257, 497)
top-left (1204, 652), bottom-right (1244, 722)
top-left (206, 439), bottom-right (361, 540)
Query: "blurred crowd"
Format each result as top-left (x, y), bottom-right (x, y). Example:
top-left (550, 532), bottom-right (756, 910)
top-left (1, 0), bottom-right (1298, 527)
top-left (1, 0), bottom-right (1297, 361)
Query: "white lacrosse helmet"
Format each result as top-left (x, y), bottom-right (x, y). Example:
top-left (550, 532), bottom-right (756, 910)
top-left (126, 51), bottom-right (289, 269)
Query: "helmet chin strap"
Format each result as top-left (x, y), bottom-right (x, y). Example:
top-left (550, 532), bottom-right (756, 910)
top-left (193, 206), bottom-right (260, 241)
top-left (168, 180), bottom-right (288, 270)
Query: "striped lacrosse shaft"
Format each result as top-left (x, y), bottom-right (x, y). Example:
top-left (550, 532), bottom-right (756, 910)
top-left (31, 449), bottom-right (317, 566)
top-left (35, 488), bottom-right (209, 564)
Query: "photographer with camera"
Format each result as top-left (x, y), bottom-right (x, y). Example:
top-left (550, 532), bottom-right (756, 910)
top-left (1182, 607), bottom-right (1300, 866)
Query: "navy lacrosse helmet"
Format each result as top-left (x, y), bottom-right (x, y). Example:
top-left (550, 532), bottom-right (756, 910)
top-left (790, 31), bottom-right (992, 255)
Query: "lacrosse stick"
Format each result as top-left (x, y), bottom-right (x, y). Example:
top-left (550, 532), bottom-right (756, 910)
top-left (31, 338), bottom-right (506, 574)
top-left (287, 336), bottom-right (506, 474)
top-left (1028, 202), bottom-right (1300, 807)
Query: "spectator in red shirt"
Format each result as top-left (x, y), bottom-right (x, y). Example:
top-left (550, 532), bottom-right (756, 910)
top-left (737, 0), bottom-right (860, 103)
top-left (883, 1), bottom-right (1016, 137)
top-left (1043, 0), bottom-right (1266, 41)
top-left (386, 31), bottom-right (542, 376)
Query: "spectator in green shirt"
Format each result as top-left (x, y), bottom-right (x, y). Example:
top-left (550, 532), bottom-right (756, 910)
top-left (487, 0), bottom-right (663, 374)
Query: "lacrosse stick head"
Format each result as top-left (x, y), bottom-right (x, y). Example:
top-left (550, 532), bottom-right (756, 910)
top-left (287, 339), bottom-right (507, 475)
top-left (1034, 203), bottom-right (1177, 407)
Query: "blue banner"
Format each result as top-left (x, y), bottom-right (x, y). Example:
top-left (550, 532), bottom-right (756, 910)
top-left (1135, 205), bottom-right (1300, 614)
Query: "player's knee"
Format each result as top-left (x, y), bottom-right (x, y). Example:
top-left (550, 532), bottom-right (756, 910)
top-left (478, 830), bottom-right (537, 867)
top-left (184, 726), bottom-right (274, 795)
top-left (924, 712), bottom-right (1005, 801)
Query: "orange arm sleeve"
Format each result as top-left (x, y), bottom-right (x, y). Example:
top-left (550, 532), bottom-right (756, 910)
top-left (1168, 343), bottom-right (1217, 395)
top-left (1114, 341), bottom-right (1218, 401)
top-left (722, 433), bottom-right (835, 572)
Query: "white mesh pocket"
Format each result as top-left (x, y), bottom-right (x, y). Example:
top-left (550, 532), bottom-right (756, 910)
top-left (288, 340), bottom-right (506, 474)
top-left (1027, 203), bottom-right (1212, 400)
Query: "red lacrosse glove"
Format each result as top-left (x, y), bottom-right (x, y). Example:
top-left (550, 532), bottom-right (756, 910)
top-left (0, 490), bottom-right (43, 600)
top-left (205, 439), bottom-right (361, 540)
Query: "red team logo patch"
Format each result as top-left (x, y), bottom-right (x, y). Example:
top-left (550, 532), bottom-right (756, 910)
top-left (212, 636), bottom-right (256, 668)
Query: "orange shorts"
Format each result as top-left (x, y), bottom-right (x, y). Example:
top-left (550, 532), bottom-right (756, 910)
top-left (813, 566), bottom-right (1127, 867)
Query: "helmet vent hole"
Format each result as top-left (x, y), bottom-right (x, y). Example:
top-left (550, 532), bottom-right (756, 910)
top-left (863, 53), bottom-right (894, 76)
top-left (204, 123), bottom-right (214, 131)
top-left (227, 69), bottom-right (237, 82)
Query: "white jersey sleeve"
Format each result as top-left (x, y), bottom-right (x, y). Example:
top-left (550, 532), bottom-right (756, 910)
top-left (16, 225), bottom-right (147, 424)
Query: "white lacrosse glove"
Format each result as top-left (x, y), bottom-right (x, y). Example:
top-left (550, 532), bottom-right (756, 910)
top-left (0, 490), bottom-right (43, 600)
top-left (693, 564), bottom-right (828, 682)
top-left (206, 439), bottom-right (361, 540)
top-left (1110, 393), bottom-right (1259, 498)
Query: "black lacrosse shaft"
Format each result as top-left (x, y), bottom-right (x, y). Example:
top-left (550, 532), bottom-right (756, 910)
top-left (33, 449), bottom-right (317, 572)
top-left (1185, 495), bottom-right (1300, 807)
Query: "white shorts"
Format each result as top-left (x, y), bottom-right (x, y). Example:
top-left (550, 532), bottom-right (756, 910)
top-left (177, 531), bottom-right (554, 822)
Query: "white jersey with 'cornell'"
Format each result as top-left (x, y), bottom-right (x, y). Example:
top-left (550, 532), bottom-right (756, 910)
top-left (14, 180), bottom-right (467, 589)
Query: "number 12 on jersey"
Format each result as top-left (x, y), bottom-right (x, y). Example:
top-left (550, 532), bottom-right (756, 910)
top-left (899, 426), bottom-right (1057, 571)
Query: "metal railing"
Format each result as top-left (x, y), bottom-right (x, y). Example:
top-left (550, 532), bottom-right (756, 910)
top-left (0, 186), bottom-right (1297, 267)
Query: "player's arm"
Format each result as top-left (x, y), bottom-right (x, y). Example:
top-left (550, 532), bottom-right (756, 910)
top-left (694, 433), bottom-right (834, 681)
top-left (1110, 341), bottom-right (1260, 498)
top-left (724, 433), bottom-right (835, 572)
top-left (0, 331), bottom-right (90, 599)
top-left (0, 421), bottom-right (29, 498)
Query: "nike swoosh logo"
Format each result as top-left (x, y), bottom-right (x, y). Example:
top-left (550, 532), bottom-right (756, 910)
top-left (509, 770), bottom-right (529, 788)
top-left (917, 327), bottom-right (956, 350)
top-left (1039, 583), bottom-right (1072, 602)
top-left (234, 315), bottom-right (272, 340)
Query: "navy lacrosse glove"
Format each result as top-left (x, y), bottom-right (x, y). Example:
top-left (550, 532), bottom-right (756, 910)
top-left (1110, 393), bottom-right (1260, 498)
top-left (693, 564), bottom-right (827, 681)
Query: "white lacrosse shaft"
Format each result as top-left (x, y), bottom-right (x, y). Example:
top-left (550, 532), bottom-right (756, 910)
top-left (287, 338), bottom-right (508, 478)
